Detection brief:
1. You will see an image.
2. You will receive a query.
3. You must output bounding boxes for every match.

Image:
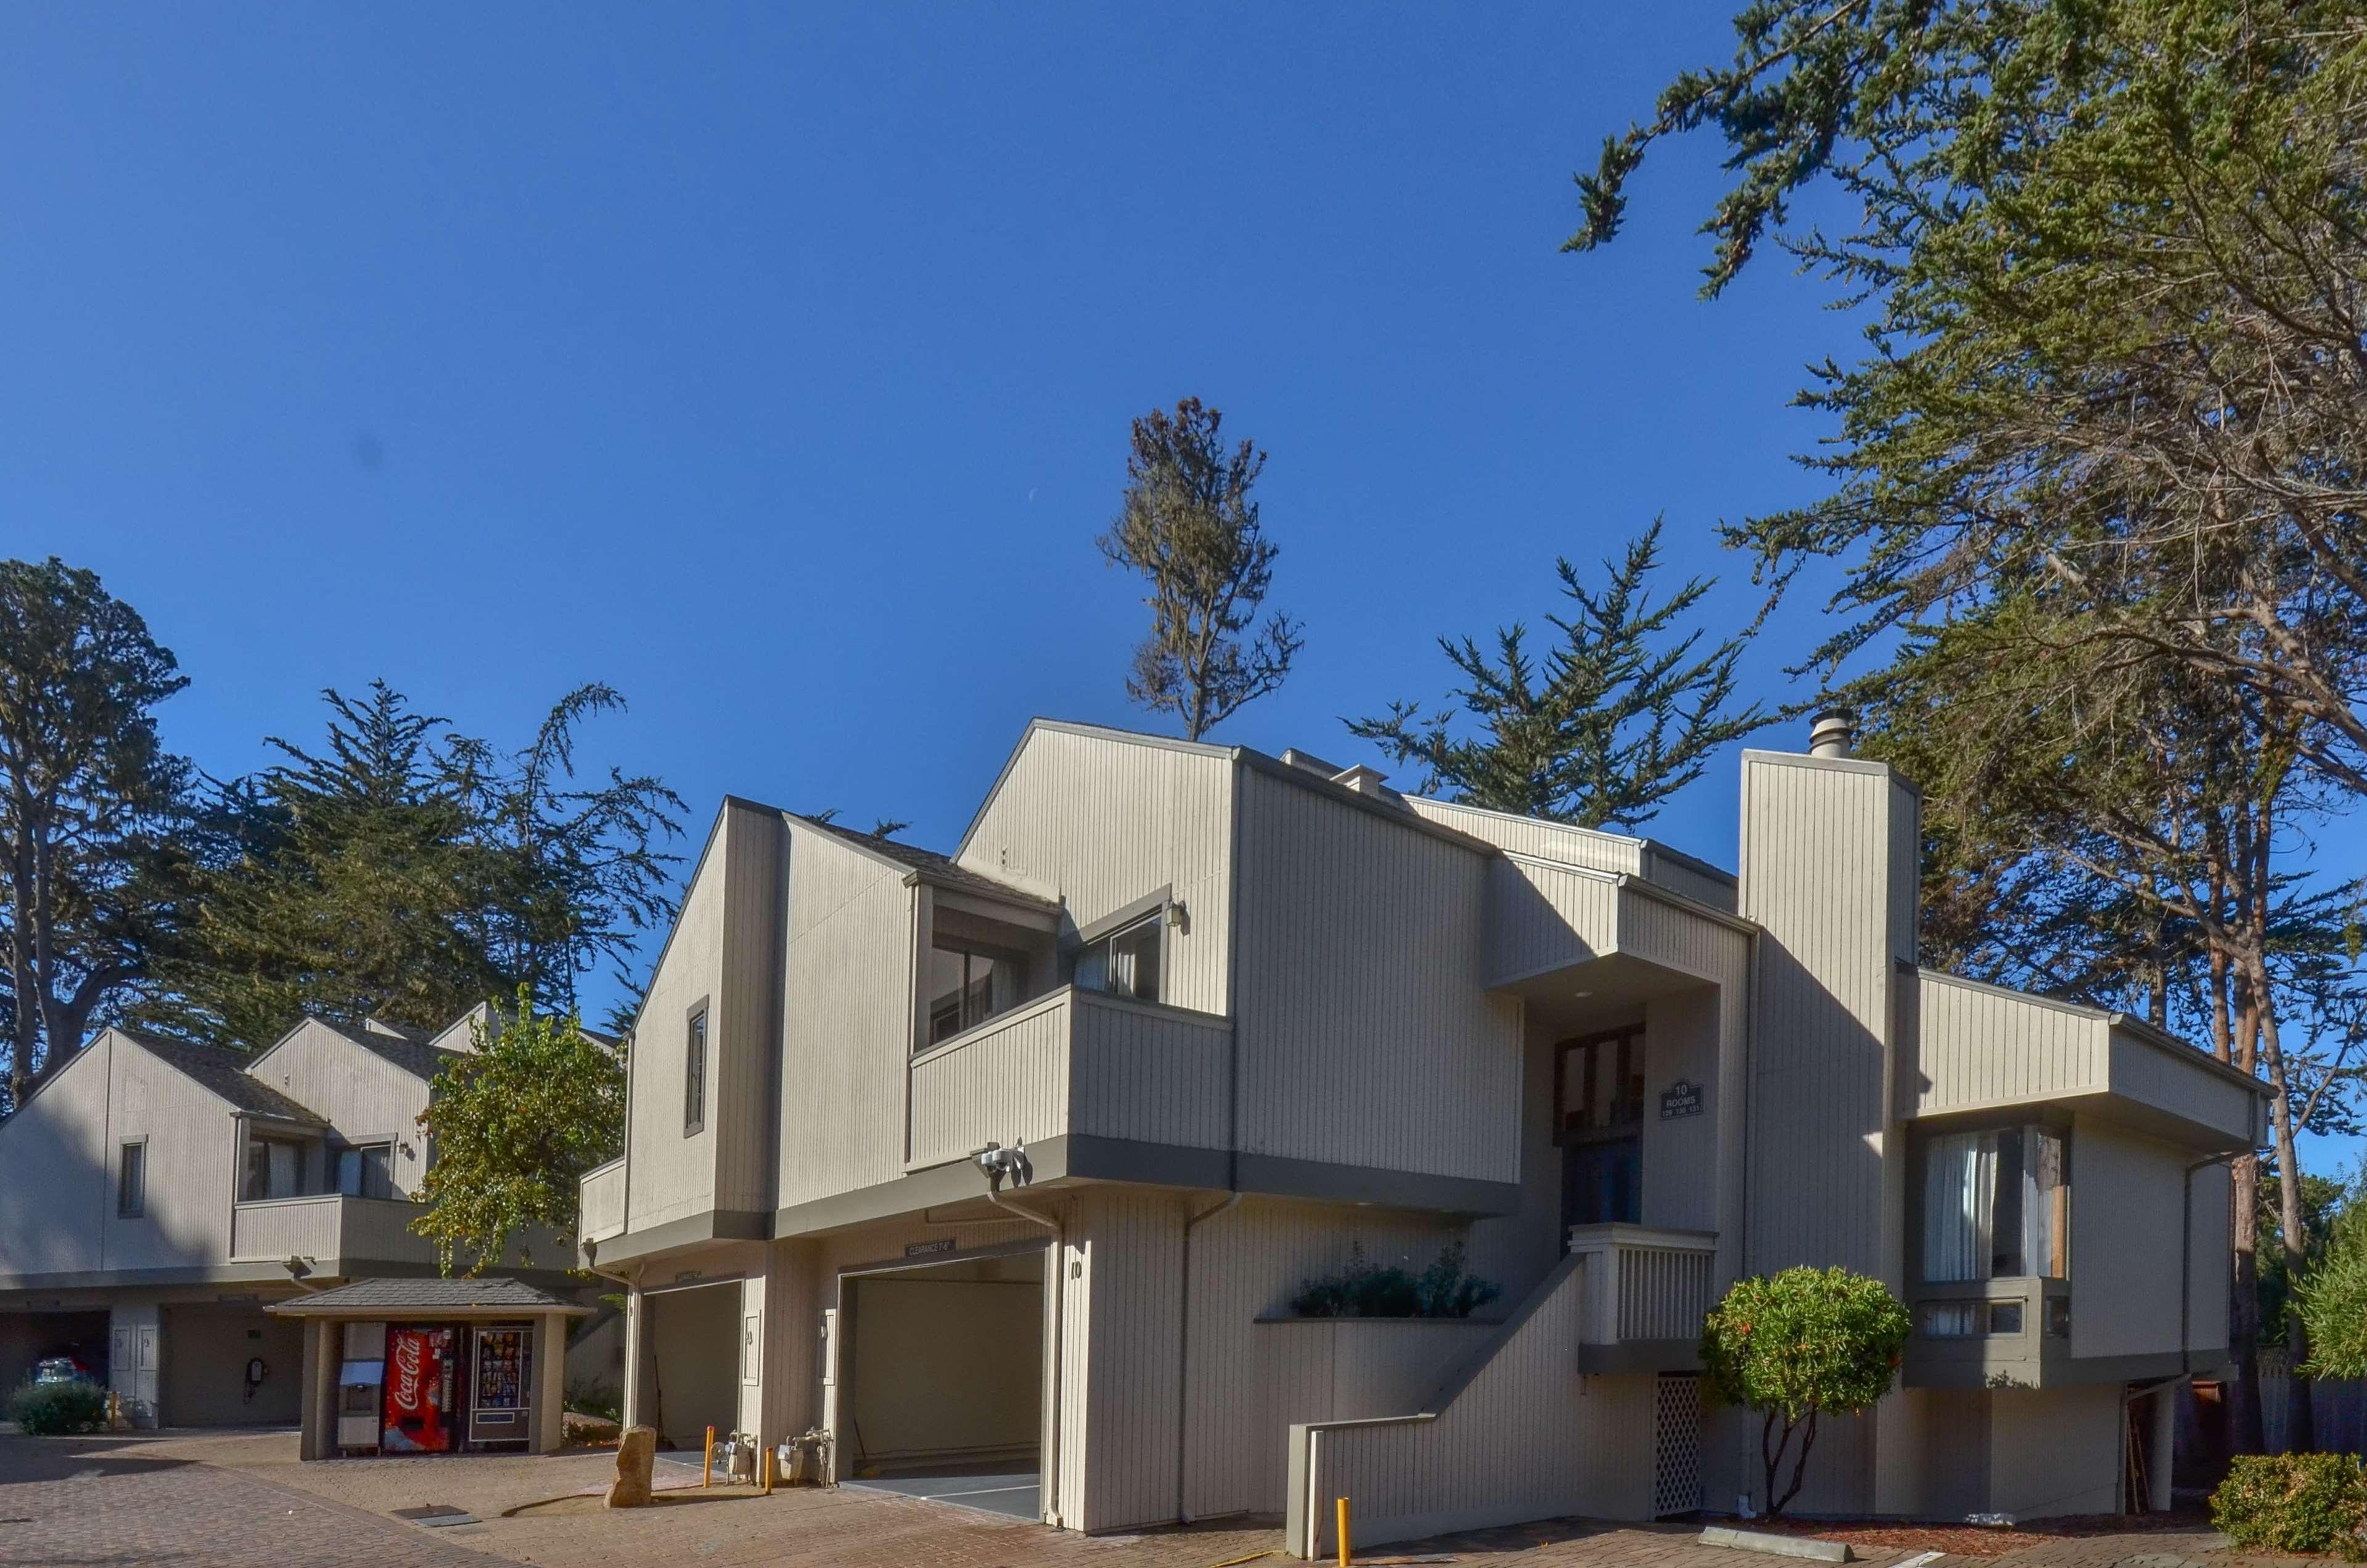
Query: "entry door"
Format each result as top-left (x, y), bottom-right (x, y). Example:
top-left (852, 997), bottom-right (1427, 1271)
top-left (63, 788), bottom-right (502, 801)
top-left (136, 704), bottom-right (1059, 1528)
top-left (1563, 1137), bottom-right (1642, 1233)
top-left (109, 1322), bottom-right (158, 1424)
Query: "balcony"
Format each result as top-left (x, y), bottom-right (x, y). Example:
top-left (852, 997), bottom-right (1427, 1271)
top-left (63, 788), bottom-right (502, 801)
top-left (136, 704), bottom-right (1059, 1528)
top-left (229, 1194), bottom-right (437, 1268)
top-left (1566, 1223), bottom-right (1718, 1373)
top-left (905, 985), bottom-right (1231, 1171)
top-left (580, 1157), bottom-right (626, 1245)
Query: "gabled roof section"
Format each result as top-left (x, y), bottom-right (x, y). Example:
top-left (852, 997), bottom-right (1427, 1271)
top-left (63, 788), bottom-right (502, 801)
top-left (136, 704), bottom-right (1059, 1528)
top-left (319, 1019), bottom-right (469, 1083)
top-left (117, 1031), bottom-right (327, 1123)
top-left (802, 816), bottom-right (1059, 910)
top-left (265, 1276), bottom-right (588, 1316)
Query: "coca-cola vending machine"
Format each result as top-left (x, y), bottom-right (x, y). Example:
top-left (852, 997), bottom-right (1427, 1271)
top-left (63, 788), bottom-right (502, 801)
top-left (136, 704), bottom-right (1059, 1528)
top-left (382, 1326), bottom-right (457, 1453)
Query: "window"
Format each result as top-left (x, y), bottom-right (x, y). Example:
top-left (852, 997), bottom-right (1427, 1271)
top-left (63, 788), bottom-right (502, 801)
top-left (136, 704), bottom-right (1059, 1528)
top-left (684, 1009), bottom-right (708, 1135)
top-left (927, 944), bottom-right (1028, 1044)
top-left (242, 1136), bottom-right (309, 1201)
top-left (335, 1143), bottom-right (395, 1200)
top-left (2045, 1295), bottom-right (2072, 1339)
top-left (1921, 1125), bottom-right (2067, 1283)
top-left (117, 1141), bottom-right (146, 1218)
top-left (1557, 1028), bottom-right (1645, 1230)
top-left (1073, 914), bottom-right (1161, 1005)
top-left (1919, 1300), bottom-right (2026, 1338)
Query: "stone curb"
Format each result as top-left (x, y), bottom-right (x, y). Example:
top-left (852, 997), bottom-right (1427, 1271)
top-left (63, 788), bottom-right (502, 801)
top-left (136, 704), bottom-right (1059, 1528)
top-left (1699, 1525), bottom-right (1853, 1562)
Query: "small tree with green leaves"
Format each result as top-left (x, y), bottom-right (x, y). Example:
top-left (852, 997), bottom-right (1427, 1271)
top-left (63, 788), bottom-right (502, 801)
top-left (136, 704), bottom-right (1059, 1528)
top-left (1099, 397), bottom-right (1302, 741)
top-left (1700, 1266), bottom-right (1911, 1519)
top-left (412, 988), bottom-right (624, 1276)
top-left (2300, 1204), bottom-right (2367, 1381)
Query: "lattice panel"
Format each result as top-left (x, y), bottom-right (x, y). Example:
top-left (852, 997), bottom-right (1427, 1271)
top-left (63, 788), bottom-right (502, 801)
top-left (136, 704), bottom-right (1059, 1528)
top-left (1653, 1373), bottom-right (1705, 1519)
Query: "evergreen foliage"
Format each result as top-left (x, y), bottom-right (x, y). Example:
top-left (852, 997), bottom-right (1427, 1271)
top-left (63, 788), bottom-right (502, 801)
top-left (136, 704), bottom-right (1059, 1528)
top-left (1099, 398), bottom-right (1302, 741)
top-left (1699, 1266), bottom-right (1910, 1518)
top-left (1290, 1242), bottom-right (1502, 1320)
top-left (2211, 1453), bottom-right (2367, 1558)
top-left (7, 1377), bottom-right (110, 1435)
top-left (1348, 519), bottom-right (1768, 828)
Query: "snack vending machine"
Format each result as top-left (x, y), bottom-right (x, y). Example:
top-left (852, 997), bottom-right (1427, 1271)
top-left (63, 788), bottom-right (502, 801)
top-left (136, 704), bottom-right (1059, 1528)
top-left (467, 1326), bottom-right (530, 1448)
top-left (382, 1326), bottom-right (457, 1453)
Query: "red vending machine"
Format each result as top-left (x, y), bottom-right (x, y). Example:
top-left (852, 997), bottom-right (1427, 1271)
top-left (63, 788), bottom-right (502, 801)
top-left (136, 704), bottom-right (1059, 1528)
top-left (382, 1326), bottom-right (457, 1453)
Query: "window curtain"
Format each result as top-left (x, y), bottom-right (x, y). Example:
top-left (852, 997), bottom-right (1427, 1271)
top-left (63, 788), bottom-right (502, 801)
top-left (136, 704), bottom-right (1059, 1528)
top-left (1922, 1130), bottom-right (1997, 1282)
top-left (2025, 1127), bottom-right (2066, 1278)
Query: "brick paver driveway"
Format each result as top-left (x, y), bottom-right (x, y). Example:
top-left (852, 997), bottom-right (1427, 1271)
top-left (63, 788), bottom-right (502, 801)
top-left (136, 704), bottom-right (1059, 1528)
top-left (0, 1427), bottom-right (2283, 1568)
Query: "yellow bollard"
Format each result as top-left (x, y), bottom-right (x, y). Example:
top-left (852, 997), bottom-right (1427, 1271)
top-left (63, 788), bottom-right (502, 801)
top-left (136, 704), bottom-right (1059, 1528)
top-left (1336, 1495), bottom-right (1351, 1566)
top-left (703, 1425), bottom-right (716, 1488)
top-left (761, 1444), bottom-right (774, 1495)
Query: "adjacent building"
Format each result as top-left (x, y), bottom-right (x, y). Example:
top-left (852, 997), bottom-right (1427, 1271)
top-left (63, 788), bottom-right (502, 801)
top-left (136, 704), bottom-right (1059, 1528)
top-left (581, 714), bottom-right (2263, 1549)
top-left (0, 1008), bottom-right (598, 1431)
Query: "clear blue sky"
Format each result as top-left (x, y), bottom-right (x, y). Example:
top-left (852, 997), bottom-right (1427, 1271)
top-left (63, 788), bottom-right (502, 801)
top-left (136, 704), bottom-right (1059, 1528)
top-left (26, 4), bottom-right (2270, 1128)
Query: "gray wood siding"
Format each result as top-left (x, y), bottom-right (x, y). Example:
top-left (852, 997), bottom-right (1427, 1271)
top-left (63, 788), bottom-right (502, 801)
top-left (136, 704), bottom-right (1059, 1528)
top-left (958, 724), bottom-right (1234, 1016)
top-left (906, 992), bottom-right (1070, 1169)
top-left (715, 807), bottom-right (787, 1213)
top-left (623, 811), bottom-right (732, 1230)
top-left (2070, 1117), bottom-right (2212, 1359)
top-left (2107, 1028), bottom-right (2259, 1146)
top-left (245, 1022), bottom-right (432, 1196)
top-left (1067, 1188), bottom-right (1186, 1532)
top-left (1234, 769), bottom-right (1522, 1184)
top-left (1409, 796), bottom-right (1738, 914)
top-left (1183, 1198), bottom-right (1475, 1518)
top-left (1069, 993), bottom-right (1231, 1149)
top-left (1906, 975), bottom-right (2104, 1116)
top-left (1486, 856), bottom-right (1617, 986)
top-left (1739, 752), bottom-right (1914, 1279)
top-left (0, 1034), bottom-right (119, 1278)
top-left (776, 820), bottom-right (917, 1207)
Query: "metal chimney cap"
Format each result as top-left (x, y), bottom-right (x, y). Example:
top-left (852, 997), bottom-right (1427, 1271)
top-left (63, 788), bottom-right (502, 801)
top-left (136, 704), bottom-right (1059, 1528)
top-left (1808, 709), bottom-right (1858, 758)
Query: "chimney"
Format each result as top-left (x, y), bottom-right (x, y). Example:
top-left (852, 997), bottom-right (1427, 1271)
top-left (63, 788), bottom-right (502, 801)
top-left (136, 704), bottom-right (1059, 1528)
top-left (1329, 763), bottom-right (1393, 798)
top-left (1807, 709), bottom-right (1857, 758)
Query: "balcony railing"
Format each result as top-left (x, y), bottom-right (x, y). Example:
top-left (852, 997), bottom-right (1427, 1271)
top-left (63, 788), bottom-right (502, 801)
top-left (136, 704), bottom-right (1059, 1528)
top-left (580, 1157), bottom-right (626, 1244)
top-left (1565, 1223), bottom-right (1718, 1371)
top-left (229, 1194), bottom-right (435, 1266)
top-left (905, 985), bottom-right (1231, 1170)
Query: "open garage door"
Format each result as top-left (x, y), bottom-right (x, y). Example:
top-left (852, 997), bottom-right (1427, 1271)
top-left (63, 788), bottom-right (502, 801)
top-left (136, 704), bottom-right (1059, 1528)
top-left (162, 1302), bottom-right (305, 1426)
top-left (0, 1308), bottom-right (109, 1396)
top-left (839, 1246), bottom-right (1044, 1520)
top-left (646, 1279), bottom-right (741, 1451)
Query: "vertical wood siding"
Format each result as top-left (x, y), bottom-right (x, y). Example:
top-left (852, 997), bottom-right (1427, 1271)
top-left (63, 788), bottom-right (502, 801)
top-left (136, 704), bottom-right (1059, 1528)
top-left (1067, 1188), bottom-right (1186, 1531)
top-left (1067, 993), bottom-right (1230, 1149)
top-left (1485, 857), bottom-right (1618, 985)
top-left (247, 1022), bottom-right (433, 1196)
top-left (957, 725), bottom-right (1234, 1014)
top-left (1408, 797), bottom-right (1739, 914)
top-left (1234, 771), bottom-right (1522, 1184)
top-left (579, 1159), bottom-right (625, 1242)
top-left (2106, 1028), bottom-right (2258, 1143)
top-left (715, 808), bottom-right (786, 1213)
top-left (2069, 1118), bottom-right (2193, 1359)
top-left (1908, 975), bottom-right (2105, 1115)
top-left (0, 1034), bottom-right (117, 1277)
top-left (103, 1038), bottom-right (239, 1276)
top-left (625, 811), bottom-right (733, 1229)
top-left (1289, 1258), bottom-right (1652, 1556)
top-left (775, 821), bottom-right (917, 1208)
top-left (1738, 754), bottom-right (1913, 1279)
top-left (905, 993), bottom-right (1071, 1168)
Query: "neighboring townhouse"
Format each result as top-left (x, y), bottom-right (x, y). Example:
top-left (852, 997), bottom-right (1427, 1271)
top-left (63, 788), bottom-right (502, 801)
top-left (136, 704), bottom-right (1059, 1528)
top-left (0, 1009), bottom-right (597, 1430)
top-left (580, 714), bottom-right (2264, 1550)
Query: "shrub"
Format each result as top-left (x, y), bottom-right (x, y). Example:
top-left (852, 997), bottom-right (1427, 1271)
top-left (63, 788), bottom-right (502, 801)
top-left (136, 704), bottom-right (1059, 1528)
top-left (1700, 1266), bottom-right (1910, 1519)
top-left (565, 1378), bottom-right (621, 1423)
top-left (2211, 1454), bottom-right (2367, 1558)
top-left (8, 1379), bottom-right (110, 1436)
top-left (1291, 1242), bottom-right (1502, 1319)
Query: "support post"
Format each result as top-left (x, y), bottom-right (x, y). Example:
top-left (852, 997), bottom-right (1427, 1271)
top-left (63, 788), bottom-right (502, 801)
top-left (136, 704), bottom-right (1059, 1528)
top-left (1335, 1496), bottom-right (1351, 1567)
top-left (704, 1424), bottom-right (716, 1487)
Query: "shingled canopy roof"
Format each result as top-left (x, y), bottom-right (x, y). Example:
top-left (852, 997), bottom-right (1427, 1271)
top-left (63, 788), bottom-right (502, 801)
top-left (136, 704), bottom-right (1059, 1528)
top-left (265, 1277), bottom-right (588, 1317)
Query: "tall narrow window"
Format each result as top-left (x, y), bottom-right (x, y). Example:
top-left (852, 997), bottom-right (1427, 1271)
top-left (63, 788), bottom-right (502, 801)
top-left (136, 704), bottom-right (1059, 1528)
top-left (1921, 1125), bottom-right (2067, 1281)
top-left (118, 1141), bottom-right (146, 1218)
top-left (1557, 1027), bottom-right (1645, 1231)
top-left (684, 1009), bottom-right (708, 1135)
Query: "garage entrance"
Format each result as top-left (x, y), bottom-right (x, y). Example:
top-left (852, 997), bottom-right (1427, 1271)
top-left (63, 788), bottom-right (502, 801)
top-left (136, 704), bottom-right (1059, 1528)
top-left (0, 1308), bottom-right (109, 1395)
top-left (644, 1279), bottom-right (741, 1451)
top-left (162, 1302), bottom-right (305, 1426)
top-left (837, 1245), bottom-right (1045, 1522)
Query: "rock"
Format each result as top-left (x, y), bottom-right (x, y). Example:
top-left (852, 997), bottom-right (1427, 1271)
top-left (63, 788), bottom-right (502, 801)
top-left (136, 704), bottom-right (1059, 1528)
top-left (605, 1426), bottom-right (655, 1508)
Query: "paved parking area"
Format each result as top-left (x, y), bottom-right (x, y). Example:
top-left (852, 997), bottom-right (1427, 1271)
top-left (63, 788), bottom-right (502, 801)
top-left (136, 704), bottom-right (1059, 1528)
top-left (0, 1427), bottom-right (2276, 1568)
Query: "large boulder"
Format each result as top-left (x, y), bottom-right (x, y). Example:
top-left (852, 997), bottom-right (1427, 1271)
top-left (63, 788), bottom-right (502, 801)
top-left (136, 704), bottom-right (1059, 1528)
top-left (605, 1426), bottom-right (656, 1508)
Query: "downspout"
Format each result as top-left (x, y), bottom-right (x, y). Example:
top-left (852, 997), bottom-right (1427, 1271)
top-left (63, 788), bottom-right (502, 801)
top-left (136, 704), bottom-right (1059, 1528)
top-left (978, 1172), bottom-right (1065, 1529)
top-left (2183, 1151), bottom-right (2242, 1376)
top-left (1175, 1190), bottom-right (1243, 1522)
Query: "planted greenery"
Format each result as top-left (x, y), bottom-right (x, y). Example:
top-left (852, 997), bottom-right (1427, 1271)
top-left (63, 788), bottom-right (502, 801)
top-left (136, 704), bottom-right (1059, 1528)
top-left (1699, 1267), bottom-right (1910, 1519)
top-left (8, 1379), bottom-right (110, 1436)
top-left (1290, 1242), bottom-right (1501, 1320)
top-left (2211, 1455), bottom-right (2367, 1559)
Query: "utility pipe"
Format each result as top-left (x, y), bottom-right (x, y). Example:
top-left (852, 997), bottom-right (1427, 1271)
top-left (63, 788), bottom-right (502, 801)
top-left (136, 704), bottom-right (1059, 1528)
top-left (979, 1175), bottom-right (1066, 1529)
top-left (1174, 1190), bottom-right (1244, 1522)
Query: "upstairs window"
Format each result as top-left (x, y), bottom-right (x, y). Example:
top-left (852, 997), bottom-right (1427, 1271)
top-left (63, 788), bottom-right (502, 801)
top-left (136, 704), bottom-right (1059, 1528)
top-left (242, 1136), bottom-right (310, 1201)
top-left (1554, 1027), bottom-right (1644, 1143)
top-left (1921, 1125), bottom-right (2067, 1282)
top-left (335, 1142), bottom-right (395, 1200)
top-left (927, 944), bottom-right (1028, 1045)
top-left (118, 1141), bottom-right (146, 1218)
top-left (1074, 914), bottom-right (1162, 1005)
top-left (684, 1009), bottom-right (708, 1136)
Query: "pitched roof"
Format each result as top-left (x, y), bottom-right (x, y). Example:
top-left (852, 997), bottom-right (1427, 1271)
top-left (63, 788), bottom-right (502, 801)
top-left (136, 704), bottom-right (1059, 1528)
top-left (263, 1276), bottom-right (589, 1316)
top-left (321, 1020), bottom-right (469, 1083)
top-left (805, 818), bottom-right (1059, 909)
top-left (117, 1032), bottom-right (326, 1123)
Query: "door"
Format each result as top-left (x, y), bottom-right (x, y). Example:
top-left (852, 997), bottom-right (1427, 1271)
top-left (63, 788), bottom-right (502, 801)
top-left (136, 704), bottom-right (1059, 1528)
top-left (382, 1327), bottom-right (458, 1453)
top-left (1563, 1137), bottom-right (1642, 1231)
